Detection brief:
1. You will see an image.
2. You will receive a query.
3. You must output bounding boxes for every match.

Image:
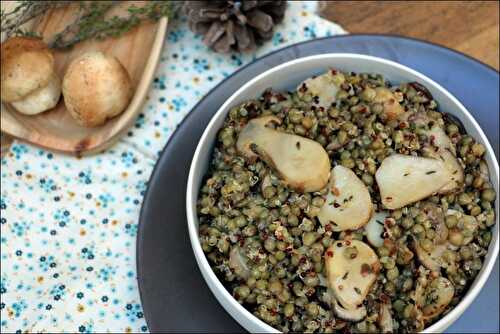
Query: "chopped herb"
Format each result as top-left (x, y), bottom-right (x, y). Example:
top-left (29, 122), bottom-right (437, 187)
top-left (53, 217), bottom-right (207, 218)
top-left (296, 141), bottom-right (301, 150)
top-left (404, 172), bottom-right (410, 176)
top-left (354, 287), bottom-right (361, 295)
top-left (426, 170), bottom-right (437, 175)
top-left (343, 195), bottom-right (354, 203)
top-left (376, 220), bottom-right (384, 226)
top-left (342, 272), bottom-right (349, 280)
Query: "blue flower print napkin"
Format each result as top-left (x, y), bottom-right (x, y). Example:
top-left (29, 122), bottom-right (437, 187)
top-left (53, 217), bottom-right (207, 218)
top-left (0, 2), bottom-right (346, 333)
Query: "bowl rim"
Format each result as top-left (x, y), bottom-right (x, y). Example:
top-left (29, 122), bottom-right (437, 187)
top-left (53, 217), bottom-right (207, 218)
top-left (186, 53), bottom-right (499, 333)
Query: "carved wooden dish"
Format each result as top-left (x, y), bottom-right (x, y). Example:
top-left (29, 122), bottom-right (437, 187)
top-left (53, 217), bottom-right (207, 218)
top-left (0, 2), bottom-right (168, 155)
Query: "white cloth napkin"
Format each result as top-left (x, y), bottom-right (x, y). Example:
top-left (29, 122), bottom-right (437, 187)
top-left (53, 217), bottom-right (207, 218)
top-left (0, 2), bottom-right (346, 332)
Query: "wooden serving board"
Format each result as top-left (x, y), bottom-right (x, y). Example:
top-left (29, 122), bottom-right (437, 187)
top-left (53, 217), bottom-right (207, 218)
top-left (0, 1), bottom-right (168, 155)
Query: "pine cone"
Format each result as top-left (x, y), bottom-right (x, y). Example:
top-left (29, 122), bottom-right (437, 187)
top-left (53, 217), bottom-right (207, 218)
top-left (183, 1), bottom-right (287, 53)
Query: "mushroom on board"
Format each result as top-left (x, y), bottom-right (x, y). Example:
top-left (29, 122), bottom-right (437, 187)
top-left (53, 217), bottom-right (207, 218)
top-left (1, 37), bottom-right (61, 115)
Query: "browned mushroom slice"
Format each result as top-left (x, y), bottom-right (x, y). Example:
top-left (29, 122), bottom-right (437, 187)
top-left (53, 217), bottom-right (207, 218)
top-left (424, 126), bottom-right (464, 194)
top-left (375, 154), bottom-right (453, 209)
top-left (421, 277), bottom-right (455, 320)
top-left (373, 87), bottom-right (405, 121)
top-left (236, 116), bottom-right (330, 192)
top-left (296, 70), bottom-right (345, 108)
top-left (438, 149), bottom-right (464, 194)
top-left (412, 238), bottom-right (448, 272)
top-left (325, 240), bottom-right (380, 310)
top-left (332, 299), bottom-right (367, 321)
top-left (427, 125), bottom-right (456, 155)
top-left (318, 166), bottom-right (373, 231)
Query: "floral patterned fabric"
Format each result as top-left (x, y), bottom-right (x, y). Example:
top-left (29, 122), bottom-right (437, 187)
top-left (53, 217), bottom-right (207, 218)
top-left (0, 2), bottom-right (345, 333)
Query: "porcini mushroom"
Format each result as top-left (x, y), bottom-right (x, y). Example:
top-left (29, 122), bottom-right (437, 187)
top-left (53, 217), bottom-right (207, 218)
top-left (236, 116), bottom-right (330, 192)
top-left (325, 240), bottom-right (380, 310)
top-left (1, 37), bottom-right (61, 115)
top-left (62, 51), bottom-right (132, 127)
top-left (318, 165), bottom-right (373, 231)
top-left (375, 154), bottom-right (455, 209)
top-left (296, 69), bottom-right (345, 109)
top-left (424, 125), bottom-right (464, 194)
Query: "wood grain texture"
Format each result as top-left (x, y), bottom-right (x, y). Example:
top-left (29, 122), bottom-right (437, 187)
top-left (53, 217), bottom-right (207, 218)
top-left (0, 1), bottom-right (167, 155)
top-left (319, 1), bottom-right (499, 70)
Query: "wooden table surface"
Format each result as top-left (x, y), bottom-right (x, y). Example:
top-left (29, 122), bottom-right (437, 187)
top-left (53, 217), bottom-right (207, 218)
top-left (319, 1), bottom-right (499, 70)
top-left (1, 1), bottom-right (499, 157)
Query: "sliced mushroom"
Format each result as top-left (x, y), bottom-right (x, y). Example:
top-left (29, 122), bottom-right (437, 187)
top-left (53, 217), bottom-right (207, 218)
top-left (318, 166), bottom-right (373, 231)
top-left (373, 87), bottom-right (405, 121)
top-left (375, 154), bottom-right (454, 209)
top-left (378, 302), bottom-right (394, 333)
top-left (427, 125), bottom-right (456, 155)
top-left (364, 211), bottom-right (389, 248)
top-left (229, 246), bottom-right (251, 280)
top-left (438, 149), bottom-right (464, 194)
top-left (296, 70), bottom-right (344, 109)
top-left (332, 299), bottom-right (367, 321)
top-left (424, 126), bottom-right (464, 194)
top-left (412, 267), bottom-right (429, 308)
top-left (412, 237), bottom-right (448, 272)
top-left (420, 277), bottom-right (455, 320)
top-left (325, 240), bottom-right (380, 310)
top-left (236, 116), bottom-right (330, 192)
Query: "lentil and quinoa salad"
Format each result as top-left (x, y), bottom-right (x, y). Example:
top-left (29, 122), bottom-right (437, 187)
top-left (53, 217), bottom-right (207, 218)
top-left (196, 69), bottom-right (497, 333)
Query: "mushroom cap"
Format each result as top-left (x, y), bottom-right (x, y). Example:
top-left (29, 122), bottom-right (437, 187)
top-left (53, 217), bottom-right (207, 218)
top-left (10, 72), bottom-right (61, 115)
top-left (1, 37), bottom-right (55, 102)
top-left (62, 51), bottom-right (132, 127)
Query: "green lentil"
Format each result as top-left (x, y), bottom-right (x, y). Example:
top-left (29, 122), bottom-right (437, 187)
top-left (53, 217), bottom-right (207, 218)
top-left (482, 188), bottom-right (496, 202)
